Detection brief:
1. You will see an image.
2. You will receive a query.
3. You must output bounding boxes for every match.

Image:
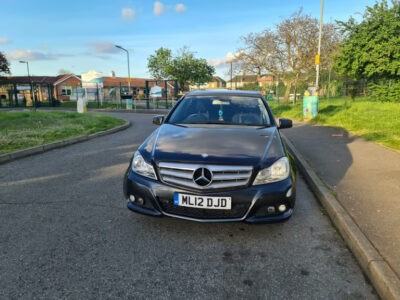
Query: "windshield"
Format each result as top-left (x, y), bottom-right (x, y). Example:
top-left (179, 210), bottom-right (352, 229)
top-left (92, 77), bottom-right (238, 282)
top-left (168, 96), bottom-right (271, 126)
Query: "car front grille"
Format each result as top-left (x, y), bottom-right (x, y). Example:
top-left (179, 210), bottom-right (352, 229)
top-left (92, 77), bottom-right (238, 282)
top-left (158, 197), bottom-right (251, 219)
top-left (158, 162), bottom-right (253, 190)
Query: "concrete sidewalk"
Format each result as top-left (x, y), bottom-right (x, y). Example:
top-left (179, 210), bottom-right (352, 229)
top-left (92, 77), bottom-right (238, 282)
top-left (283, 122), bottom-right (400, 282)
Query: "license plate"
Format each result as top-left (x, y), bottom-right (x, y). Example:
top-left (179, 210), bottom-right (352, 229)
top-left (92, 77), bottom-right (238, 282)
top-left (174, 193), bottom-right (231, 210)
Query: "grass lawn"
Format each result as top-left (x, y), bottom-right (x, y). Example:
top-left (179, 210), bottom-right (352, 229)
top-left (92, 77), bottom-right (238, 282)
top-left (0, 111), bottom-right (126, 155)
top-left (268, 97), bottom-right (400, 151)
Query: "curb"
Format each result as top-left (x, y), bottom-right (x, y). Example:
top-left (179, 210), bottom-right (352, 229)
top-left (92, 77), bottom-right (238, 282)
top-left (282, 135), bottom-right (400, 300)
top-left (0, 120), bottom-right (131, 165)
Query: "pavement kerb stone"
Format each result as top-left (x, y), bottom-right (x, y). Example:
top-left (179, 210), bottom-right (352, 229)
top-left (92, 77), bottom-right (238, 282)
top-left (282, 134), bottom-right (400, 300)
top-left (9, 146), bottom-right (44, 160)
top-left (0, 120), bottom-right (130, 165)
top-left (0, 154), bottom-right (11, 164)
top-left (369, 261), bottom-right (400, 300)
top-left (42, 140), bottom-right (67, 151)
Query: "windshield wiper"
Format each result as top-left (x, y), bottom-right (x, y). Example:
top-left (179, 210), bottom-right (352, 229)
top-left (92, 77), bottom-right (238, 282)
top-left (251, 124), bottom-right (272, 128)
top-left (189, 121), bottom-right (234, 125)
top-left (168, 122), bottom-right (187, 127)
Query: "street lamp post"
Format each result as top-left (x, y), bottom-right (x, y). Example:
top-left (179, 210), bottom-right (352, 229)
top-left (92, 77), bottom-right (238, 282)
top-left (115, 45), bottom-right (133, 109)
top-left (19, 60), bottom-right (35, 107)
top-left (315, 0), bottom-right (324, 92)
top-left (115, 45), bottom-right (131, 94)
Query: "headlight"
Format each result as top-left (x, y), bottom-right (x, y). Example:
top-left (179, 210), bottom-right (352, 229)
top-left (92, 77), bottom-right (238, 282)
top-left (131, 151), bottom-right (157, 180)
top-left (253, 157), bottom-right (290, 185)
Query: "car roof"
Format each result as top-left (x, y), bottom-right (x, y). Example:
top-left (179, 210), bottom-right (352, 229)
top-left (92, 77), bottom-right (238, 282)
top-left (185, 90), bottom-right (263, 97)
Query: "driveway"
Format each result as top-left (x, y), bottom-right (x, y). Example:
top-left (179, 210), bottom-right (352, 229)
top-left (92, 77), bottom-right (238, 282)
top-left (0, 113), bottom-right (376, 299)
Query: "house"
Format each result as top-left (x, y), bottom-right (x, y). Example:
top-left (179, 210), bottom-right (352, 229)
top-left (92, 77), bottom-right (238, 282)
top-left (226, 75), bottom-right (259, 89)
top-left (53, 74), bottom-right (82, 101)
top-left (257, 75), bottom-right (275, 87)
top-left (189, 76), bottom-right (226, 91)
top-left (225, 74), bottom-right (275, 90)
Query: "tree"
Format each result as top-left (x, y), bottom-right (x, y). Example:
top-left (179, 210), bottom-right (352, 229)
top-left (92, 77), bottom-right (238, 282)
top-left (0, 52), bottom-right (10, 75)
top-left (334, 0), bottom-right (400, 102)
top-left (58, 68), bottom-right (71, 75)
top-left (235, 10), bottom-right (340, 102)
top-left (147, 47), bottom-right (172, 80)
top-left (335, 0), bottom-right (400, 81)
top-left (147, 47), bottom-right (215, 91)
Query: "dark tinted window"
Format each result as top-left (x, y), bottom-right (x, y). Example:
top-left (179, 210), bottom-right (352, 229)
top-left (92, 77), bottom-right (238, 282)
top-left (168, 96), bottom-right (271, 126)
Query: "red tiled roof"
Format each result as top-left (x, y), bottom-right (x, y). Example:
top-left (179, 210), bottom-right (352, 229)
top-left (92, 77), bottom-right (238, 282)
top-left (103, 77), bottom-right (150, 88)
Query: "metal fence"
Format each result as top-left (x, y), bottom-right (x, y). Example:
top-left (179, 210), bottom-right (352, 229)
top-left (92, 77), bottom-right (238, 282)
top-left (0, 83), bottom-right (56, 108)
top-left (0, 82), bottom-right (179, 110)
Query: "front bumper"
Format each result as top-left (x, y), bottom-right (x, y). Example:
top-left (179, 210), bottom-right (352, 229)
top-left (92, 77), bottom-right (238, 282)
top-left (123, 169), bottom-right (296, 223)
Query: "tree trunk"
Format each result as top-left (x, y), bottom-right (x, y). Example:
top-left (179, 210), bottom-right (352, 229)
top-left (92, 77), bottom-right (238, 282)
top-left (283, 81), bottom-right (292, 104)
top-left (293, 73), bottom-right (299, 104)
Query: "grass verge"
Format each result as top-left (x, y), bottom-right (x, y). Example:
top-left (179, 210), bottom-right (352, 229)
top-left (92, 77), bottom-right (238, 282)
top-left (268, 97), bottom-right (400, 151)
top-left (0, 111), bottom-right (126, 154)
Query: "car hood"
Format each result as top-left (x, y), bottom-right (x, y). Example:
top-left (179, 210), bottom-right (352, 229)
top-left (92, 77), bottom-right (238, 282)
top-left (140, 124), bottom-right (285, 167)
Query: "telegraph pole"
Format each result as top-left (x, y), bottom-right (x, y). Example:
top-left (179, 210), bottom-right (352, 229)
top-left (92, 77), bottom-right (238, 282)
top-left (315, 0), bottom-right (324, 92)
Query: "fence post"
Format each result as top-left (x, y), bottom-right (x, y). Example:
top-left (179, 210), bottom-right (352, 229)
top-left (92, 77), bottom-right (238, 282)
top-left (174, 80), bottom-right (178, 100)
top-left (13, 83), bottom-right (18, 107)
top-left (96, 83), bottom-right (100, 108)
top-left (164, 80), bottom-right (168, 108)
top-left (33, 83), bottom-right (39, 108)
top-left (145, 81), bottom-right (150, 109)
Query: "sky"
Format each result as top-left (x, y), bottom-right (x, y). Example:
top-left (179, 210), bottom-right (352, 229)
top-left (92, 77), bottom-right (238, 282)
top-left (0, 0), bottom-right (376, 80)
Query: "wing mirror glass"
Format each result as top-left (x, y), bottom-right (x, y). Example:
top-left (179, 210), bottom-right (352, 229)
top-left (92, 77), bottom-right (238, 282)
top-left (278, 118), bottom-right (292, 129)
top-left (153, 115), bottom-right (164, 125)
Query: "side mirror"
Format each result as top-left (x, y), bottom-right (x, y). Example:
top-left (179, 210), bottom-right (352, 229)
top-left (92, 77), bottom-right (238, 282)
top-left (153, 115), bottom-right (164, 125)
top-left (278, 118), bottom-right (292, 129)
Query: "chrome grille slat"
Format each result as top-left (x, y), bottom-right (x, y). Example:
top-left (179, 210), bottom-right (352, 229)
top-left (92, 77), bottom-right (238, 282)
top-left (159, 169), bottom-right (193, 179)
top-left (158, 162), bottom-right (253, 190)
top-left (212, 174), bottom-right (250, 180)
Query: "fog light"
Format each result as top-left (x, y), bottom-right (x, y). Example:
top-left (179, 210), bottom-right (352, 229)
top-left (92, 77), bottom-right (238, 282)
top-left (136, 197), bottom-right (144, 205)
top-left (267, 206), bottom-right (275, 213)
top-left (278, 204), bottom-right (286, 212)
top-left (286, 188), bottom-right (292, 198)
top-left (129, 195), bottom-right (136, 202)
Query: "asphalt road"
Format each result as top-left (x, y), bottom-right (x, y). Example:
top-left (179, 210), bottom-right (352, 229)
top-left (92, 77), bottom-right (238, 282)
top-left (0, 113), bottom-right (376, 299)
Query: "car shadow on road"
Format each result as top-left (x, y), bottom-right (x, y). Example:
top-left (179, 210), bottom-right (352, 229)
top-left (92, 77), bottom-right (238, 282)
top-left (283, 122), bottom-right (357, 190)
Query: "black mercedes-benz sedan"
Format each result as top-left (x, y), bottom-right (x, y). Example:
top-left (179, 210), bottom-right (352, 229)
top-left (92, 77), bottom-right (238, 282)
top-left (123, 90), bottom-right (296, 223)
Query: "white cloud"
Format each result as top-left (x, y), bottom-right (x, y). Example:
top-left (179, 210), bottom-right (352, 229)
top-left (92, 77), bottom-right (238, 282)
top-left (174, 3), bottom-right (187, 13)
top-left (0, 38), bottom-right (10, 45)
top-left (121, 8), bottom-right (135, 22)
top-left (90, 42), bottom-right (119, 54)
top-left (208, 52), bottom-right (240, 68)
top-left (7, 49), bottom-right (56, 61)
top-left (154, 1), bottom-right (164, 16)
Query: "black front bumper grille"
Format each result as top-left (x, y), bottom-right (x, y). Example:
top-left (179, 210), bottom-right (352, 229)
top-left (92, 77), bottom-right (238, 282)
top-left (158, 198), bottom-right (251, 219)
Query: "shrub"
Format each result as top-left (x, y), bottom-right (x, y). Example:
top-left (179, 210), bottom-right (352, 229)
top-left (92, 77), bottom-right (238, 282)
top-left (369, 81), bottom-right (400, 103)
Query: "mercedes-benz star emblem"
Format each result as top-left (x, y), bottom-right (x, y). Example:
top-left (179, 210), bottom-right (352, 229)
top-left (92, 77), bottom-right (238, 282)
top-left (193, 168), bottom-right (213, 187)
